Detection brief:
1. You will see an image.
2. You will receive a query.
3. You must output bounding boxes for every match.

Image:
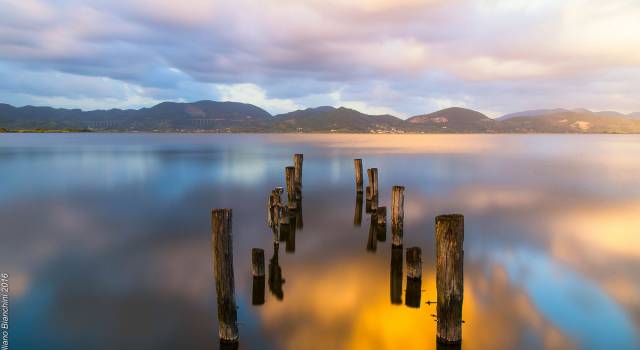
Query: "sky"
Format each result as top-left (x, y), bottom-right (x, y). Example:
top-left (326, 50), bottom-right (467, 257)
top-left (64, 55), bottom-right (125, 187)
top-left (1, 0), bottom-right (639, 118)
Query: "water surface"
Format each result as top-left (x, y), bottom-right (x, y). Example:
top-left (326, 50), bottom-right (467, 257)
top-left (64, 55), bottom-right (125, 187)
top-left (1, 133), bottom-right (639, 350)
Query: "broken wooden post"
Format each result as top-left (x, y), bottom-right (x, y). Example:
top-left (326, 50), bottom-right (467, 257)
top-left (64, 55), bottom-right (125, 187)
top-left (365, 185), bottom-right (372, 213)
top-left (376, 206), bottom-right (387, 242)
top-left (252, 248), bottom-right (265, 277)
top-left (406, 247), bottom-right (422, 280)
top-left (211, 208), bottom-right (238, 343)
top-left (294, 154), bottom-right (303, 198)
top-left (354, 159), bottom-right (363, 193)
top-left (354, 192), bottom-right (363, 226)
top-left (390, 246), bottom-right (403, 305)
top-left (436, 214), bottom-right (464, 345)
top-left (367, 168), bottom-right (379, 210)
top-left (267, 187), bottom-right (283, 241)
top-left (391, 186), bottom-right (405, 247)
top-left (285, 166), bottom-right (297, 210)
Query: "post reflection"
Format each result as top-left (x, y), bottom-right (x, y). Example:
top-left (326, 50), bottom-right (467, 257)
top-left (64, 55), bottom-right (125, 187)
top-left (390, 246), bottom-right (403, 305)
top-left (367, 213), bottom-right (377, 252)
top-left (268, 242), bottom-right (285, 300)
top-left (436, 340), bottom-right (461, 350)
top-left (354, 192), bottom-right (363, 227)
top-left (376, 207), bottom-right (387, 242)
top-left (252, 276), bottom-right (265, 305)
top-left (286, 214), bottom-right (296, 253)
top-left (405, 277), bottom-right (422, 308)
top-left (218, 340), bottom-right (239, 350)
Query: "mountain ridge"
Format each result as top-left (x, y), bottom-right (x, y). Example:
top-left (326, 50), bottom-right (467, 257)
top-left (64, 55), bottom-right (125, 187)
top-left (2, 100), bottom-right (640, 133)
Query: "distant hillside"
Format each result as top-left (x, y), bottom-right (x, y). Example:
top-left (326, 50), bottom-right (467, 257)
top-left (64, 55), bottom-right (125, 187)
top-left (0, 101), bottom-right (271, 131)
top-left (498, 109), bottom-right (568, 121)
top-left (268, 106), bottom-right (406, 133)
top-left (2, 101), bottom-right (640, 133)
top-left (407, 107), bottom-right (497, 132)
top-left (499, 110), bottom-right (640, 133)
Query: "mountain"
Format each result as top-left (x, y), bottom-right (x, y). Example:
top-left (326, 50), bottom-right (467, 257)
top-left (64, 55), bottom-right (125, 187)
top-left (627, 112), bottom-right (640, 119)
top-left (268, 106), bottom-right (406, 133)
top-left (0, 101), bottom-right (271, 131)
top-left (498, 109), bottom-right (568, 121)
top-left (407, 107), bottom-right (497, 132)
top-left (2, 101), bottom-right (640, 133)
top-left (499, 109), bottom-right (640, 133)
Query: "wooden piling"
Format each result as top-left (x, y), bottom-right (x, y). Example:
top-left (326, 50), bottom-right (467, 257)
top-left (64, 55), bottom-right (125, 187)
top-left (285, 166), bottom-right (297, 210)
top-left (390, 246), bottom-right (403, 305)
top-left (267, 187), bottom-right (283, 240)
top-left (391, 186), bottom-right (405, 247)
top-left (354, 159), bottom-right (363, 193)
top-left (251, 248), bottom-right (265, 277)
top-left (211, 209), bottom-right (238, 343)
top-left (435, 214), bottom-right (464, 345)
top-left (367, 168), bottom-right (379, 210)
top-left (406, 247), bottom-right (422, 280)
top-left (294, 154), bottom-right (303, 197)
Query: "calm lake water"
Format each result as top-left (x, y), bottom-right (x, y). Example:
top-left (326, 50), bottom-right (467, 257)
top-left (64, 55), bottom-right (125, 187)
top-left (1, 133), bottom-right (639, 350)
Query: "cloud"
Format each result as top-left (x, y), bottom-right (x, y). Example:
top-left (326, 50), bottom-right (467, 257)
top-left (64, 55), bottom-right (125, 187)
top-left (0, 0), bottom-right (639, 115)
top-left (215, 83), bottom-right (300, 115)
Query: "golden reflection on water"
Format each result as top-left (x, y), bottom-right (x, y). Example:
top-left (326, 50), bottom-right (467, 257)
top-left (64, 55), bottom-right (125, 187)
top-left (255, 255), bottom-right (575, 350)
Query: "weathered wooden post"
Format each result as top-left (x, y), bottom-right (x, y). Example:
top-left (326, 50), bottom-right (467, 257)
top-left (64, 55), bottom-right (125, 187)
top-left (285, 166), bottom-right (297, 210)
top-left (267, 187), bottom-right (283, 241)
top-left (294, 154), bottom-right (303, 198)
top-left (252, 248), bottom-right (265, 277)
top-left (354, 159), bottom-right (363, 193)
top-left (391, 186), bottom-right (405, 247)
top-left (211, 209), bottom-right (238, 343)
top-left (354, 192), bottom-right (363, 226)
top-left (376, 206), bottom-right (387, 242)
top-left (390, 246), bottom-right (403, 305)
top-left (436, 214), bottom-right (464, 345)
top-left (365, 185), bottom-right (372, 213)
top-left (367, 168), bottom-right (379, 210)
